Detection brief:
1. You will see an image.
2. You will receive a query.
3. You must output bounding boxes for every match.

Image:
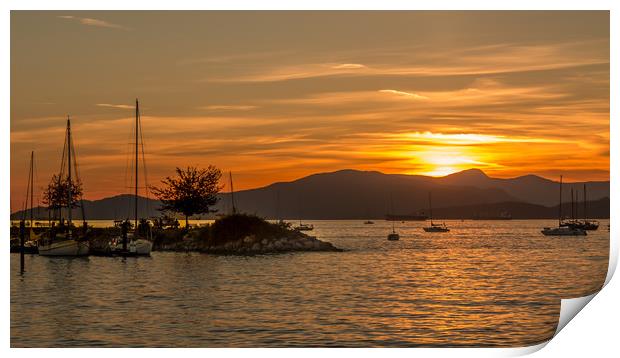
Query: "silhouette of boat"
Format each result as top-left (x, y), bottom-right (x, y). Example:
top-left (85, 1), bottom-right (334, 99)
top-left (385, 213), bottom-right (427, 221)
top-left (387, 193), bottom-right (400, 240)
top-left (423, 192), bottom-right (449, 232)
top-left (295, 222), bottom-right (314, 231)
top-left (108, 99), bottom-right (153, 256)
top-left (542, 176), bottom-right (586, 236)
top-left (472, 211), bottom-right (512, 220)
top-left (39, 117), bottom-right (90, 256)
top-left (364, 220), bottom-right (374, 224)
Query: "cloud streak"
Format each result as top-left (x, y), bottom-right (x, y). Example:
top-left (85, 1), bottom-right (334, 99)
top-left (58, 15), bottom-right (130, 30)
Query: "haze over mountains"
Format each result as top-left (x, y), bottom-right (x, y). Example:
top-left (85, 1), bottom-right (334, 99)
top-left (12, 169), bottom-right (610, 220)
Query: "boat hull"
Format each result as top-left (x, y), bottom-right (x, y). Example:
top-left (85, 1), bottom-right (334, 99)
top-left (541, 227), bottom-right (587, 236)
top-left (38, 239), bottom-right (90, 256)
top-left (423, 227), bottom-right (449, 232)
top-left (387, 233), bottom-right (400, 241)
top-left (109, 237), bottom-right (153, 256)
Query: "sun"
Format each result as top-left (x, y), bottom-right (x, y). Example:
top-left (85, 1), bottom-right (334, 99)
top-left (422, 166), bottom-right (460, 177)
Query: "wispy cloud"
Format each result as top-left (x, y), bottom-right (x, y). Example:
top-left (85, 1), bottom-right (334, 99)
top-left (95, 103), bottom-right (134, 109)
top-left (378, 89), bottom-right (429, 100)
top-left (331, 63), bottom-right (367, 69)
top-left (198, 105), bottom-right (258, 111)
top-left (58, 15), bottom-right (130, 30)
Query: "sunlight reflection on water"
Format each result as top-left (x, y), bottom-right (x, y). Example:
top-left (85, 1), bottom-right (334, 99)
top-left (11, 220), bottom-right (608, 347)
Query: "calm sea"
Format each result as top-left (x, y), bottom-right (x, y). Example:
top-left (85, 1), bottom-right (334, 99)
top-left (10, 219), bottom-right (609, 347)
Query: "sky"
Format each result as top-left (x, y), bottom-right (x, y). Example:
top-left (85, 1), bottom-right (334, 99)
top-left (10, 11), bottom-right (609, 209)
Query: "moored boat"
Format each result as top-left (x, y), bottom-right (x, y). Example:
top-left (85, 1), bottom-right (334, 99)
top-left (541, 175), bottom-right (587, 237)
top-left (39, 117), bottom-right (90, 256)
top-left (108, 99), bottom-right (153, 256)
top-left (423, 192), bottom-right (450, 233)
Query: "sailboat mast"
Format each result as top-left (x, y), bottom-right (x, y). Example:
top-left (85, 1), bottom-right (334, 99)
top-left (571, 188), bottom-right (574, 220)
top-left (135, 99), bottom-right (139, 230)
top-left (558, 175), bottom-right (562, 226)
top-left (584, 184), bottom-right (587, 221)
top-left (29, 151), bottom-right (34, 227)
top-left (428, 192), bottom-right (433, 225)
top-left (67, 116), bottom-right (72, 235)
top-left (229, 171), bottom-right (236, 214)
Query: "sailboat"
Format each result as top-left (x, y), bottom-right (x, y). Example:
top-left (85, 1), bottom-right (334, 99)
top-left (109, 99), bottom-right (153, 255)
top-left (423, 192), bottom-right (449, 232)
top-left (294, 193), bottom-right (314, 231)
top-left (11, 151), bottom-right (41, 253)
top-left (541, 175), bottom-right (586, 236)
top-left (564, 184), bottom-right (599, 231)
top-left (580, 184), bottom-right (599, 230)
top-left (39, 117), bottom-right (90, 256)
top-left (387, 194), bottom-right (400, 240)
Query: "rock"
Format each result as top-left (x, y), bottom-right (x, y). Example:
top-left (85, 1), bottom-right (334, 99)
top-left (251, 243), bottom-right (261, 252)
top-left (243, 235), bottom-right (255, 244)
top-left (261, 238), bottom-right (268, 245)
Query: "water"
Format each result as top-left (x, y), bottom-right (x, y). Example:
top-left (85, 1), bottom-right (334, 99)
top-left (11, 220), bottom-right (609, 347)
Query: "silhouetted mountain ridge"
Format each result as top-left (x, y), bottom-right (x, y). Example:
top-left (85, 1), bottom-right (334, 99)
top-left (11, 169), bottom-right (609, 220)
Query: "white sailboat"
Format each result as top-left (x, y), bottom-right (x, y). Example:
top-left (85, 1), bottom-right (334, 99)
top-left (423, 192), bottom-right (449, 232)
top-left (39, 117), bottom-right (90, 256)
top-left (542, 175), bottom-right (586, 236)
top-left (109, 99), bottom-right (153, 255)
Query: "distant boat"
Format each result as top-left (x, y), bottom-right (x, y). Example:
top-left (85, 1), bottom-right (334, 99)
top-left (471, 211), bottom-right (512, 220)
top-left (109, 99), bottom-right (153, 256)
top-left (294, 193), bottom-right (313, 231)
top-left (385, 213), bottom-right (427, 221)
top-left (423, 192), bottom-right (449, 233)
top-left (565, 184), bottom-right (599, 231)
top-left (364, 220), bottom-right (374, 224)
top-left (542, 176), bottom-right (586, 236)
top-left (295, 221), bottom-right (314, 231)
top-left (39, 117), bottom-right (90, 256)
top-left (387, 193), bottom-right (400, 240)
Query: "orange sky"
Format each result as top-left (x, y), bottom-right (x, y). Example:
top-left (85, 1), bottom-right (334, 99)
top-left (10, 11), bottom-right (609, 210)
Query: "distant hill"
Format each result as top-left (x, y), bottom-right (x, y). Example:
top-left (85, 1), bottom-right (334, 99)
top-left (11, 169), bottom-right (609, 220)
top-left (430, 197), bottom-right (609, 220)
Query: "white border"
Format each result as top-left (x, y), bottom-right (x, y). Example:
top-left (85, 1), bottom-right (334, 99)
top-left (3, 1), bottom-right (617, 357)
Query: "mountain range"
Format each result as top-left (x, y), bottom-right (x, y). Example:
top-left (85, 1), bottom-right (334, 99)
top-left (11, 168), bottom-right (610, 220)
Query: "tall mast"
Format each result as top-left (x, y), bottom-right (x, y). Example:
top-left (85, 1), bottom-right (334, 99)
top-left (428, 192), bottom-right (433, 225)
top-left (570, 188), bottom-right (575, 220)
top-left (29, 151), bottom-right (34, 227)
top-left (135, 99), bottom-right (139, 229)
top-left (67, 116), bottom-right (72, 235)
top-left (575, 190), bottom-right (579, 220)
top-left (584, 184), bottom-right (587, 221)
top-left (229, 171), bottom-right (236, 214)
top-left (558, 175), bottom-right (562, 226)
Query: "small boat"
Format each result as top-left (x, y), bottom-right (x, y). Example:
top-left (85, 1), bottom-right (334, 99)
top-left (541, 226), bottom-right (586, 236)
top-left (541, 175), bottom-right (587, 237)
top-left (387, 231), bottom-right (400, 241)
top-left (423, 192), bottom-right (449, 232)
top-left (386, 194), bottom-right (400, 240)
top-left (12, 151), bottom-right (41, 254)
top-left (108, 99), bottom-right (153, 256)
top-left (295, 222), bottom-right (314, 231)
top-left (364, 220), bottom-right (374, 224)
top-left (39, 117), bottom-right (90, 256)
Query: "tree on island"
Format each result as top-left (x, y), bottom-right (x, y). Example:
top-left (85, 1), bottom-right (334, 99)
top-left (151, 165), bottom-right (223, 228)
top-left (42, 174), bottom-right (83, 221)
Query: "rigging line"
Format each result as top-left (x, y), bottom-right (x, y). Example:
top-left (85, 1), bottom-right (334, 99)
top-left (21, 156), bottom-right (32, 222)
top-left (123, 112), bottom-right (135, 219)
top-left (69, 131), bottom-right (86, 221)
top-left (138, 103), bottom-right (151, 217)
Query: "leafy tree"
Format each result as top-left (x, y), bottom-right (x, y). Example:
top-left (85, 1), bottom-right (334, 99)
top-left (42, 174), bottom-right (83, 218)
top-left (151, 166), bottom-right (222, 227)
